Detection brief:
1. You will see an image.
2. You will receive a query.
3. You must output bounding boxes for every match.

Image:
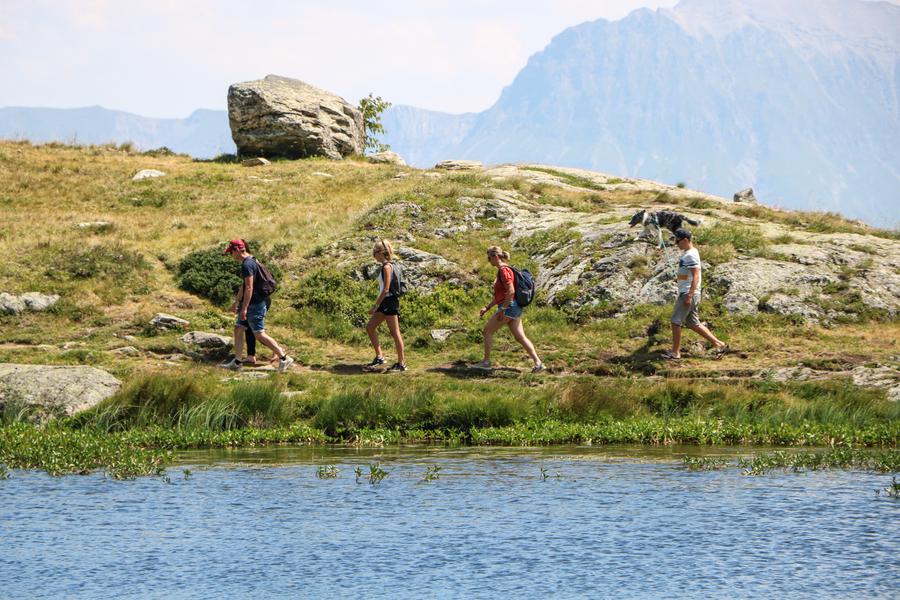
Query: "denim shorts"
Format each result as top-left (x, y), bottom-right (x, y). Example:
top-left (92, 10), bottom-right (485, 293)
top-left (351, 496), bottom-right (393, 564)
top-left (495, 299), bottom-right (523, 320)
top-left (236, 300), bottom-right (268, 332)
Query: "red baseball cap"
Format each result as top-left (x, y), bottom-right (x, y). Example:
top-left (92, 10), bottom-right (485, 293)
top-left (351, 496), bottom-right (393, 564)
top-left (224, 239), bottom-right (246, 254)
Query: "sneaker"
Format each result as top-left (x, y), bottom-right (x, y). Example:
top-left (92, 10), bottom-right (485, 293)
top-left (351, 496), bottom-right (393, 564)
top-left (219, 358), bottom-right (242, 371)
top-left (367, 356), bottom-right (386, 367)
top-left (388, 362), bottom-right (407, 372)
top-left (471, 360), bottom-right (492, 371)
top-left (531, 362), bottom-right (545, 374)
top-left (277, 356), bottom-right (295, 373)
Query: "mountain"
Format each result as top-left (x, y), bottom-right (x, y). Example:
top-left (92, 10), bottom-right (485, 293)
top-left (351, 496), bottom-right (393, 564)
top-left (0, 106), bottom-right (234, 158)
top-left (381, 0), bottom-right (900, 227)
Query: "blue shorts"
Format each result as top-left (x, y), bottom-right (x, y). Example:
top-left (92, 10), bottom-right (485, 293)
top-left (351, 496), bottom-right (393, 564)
top-left (495, 299), bottom-right (523, 320)
top-left (236, 300), bottom-right (268, 332)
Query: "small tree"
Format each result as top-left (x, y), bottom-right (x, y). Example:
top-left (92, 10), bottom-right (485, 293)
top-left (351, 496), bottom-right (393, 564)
top-left (358, 93), bottom-right (392, 153)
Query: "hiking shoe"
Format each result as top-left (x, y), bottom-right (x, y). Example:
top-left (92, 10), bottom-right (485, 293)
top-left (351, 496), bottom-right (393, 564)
top-left (219, 358), bottom-right (242, 371)
top-left (531, 362), bottom-right (545, 374)
top-left (471, 360), bottom-right (492, 371)
top-left (367, 356), bottom-right (386, 367)
top-left (277, 356), bottom-right (295, 373)
top-left (388, 362), bottom-right (407, 373)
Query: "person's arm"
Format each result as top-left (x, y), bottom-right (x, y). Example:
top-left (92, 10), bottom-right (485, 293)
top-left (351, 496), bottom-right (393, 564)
top-left (240, 274), bottom-right (254, 318)
top-left (370, 264), bottom-right (392, 314)
top-left (502, 276), bottom-right (515, 309)
top-left (231, 287), bottom-right (242, 314)
top-left (684, 267), bottom-right (700, 305)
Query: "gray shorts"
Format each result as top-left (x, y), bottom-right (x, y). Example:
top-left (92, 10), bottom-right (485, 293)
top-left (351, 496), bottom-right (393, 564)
top-left (671, 292), bottom-right (701, 327)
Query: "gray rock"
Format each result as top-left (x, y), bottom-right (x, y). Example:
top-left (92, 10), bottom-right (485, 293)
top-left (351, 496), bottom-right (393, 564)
top-left (368, 151), bottom-right (407, 166)
top-left (241, 157), bottom-right (271, 167)
top-left (850, 365), bottom-right (900, 402)
top-left (761, 293), bottom-right (823, 322)
top-left (20, 292), bottom-right (59, 312)
top-left (434, 160), bottom-right (483, 171)
top-left (311, 172), bottom-right (333, 178)
top-left (228, 74), bottom-right (364, 160)
top-left (0, 363), bottom-right (121, 421)
top-left (132, 169), bottom-right (166, 181)
top-left (182, 331), bottom-right (232, 349)
top-left (723, 292), bottom-right (759, 315)
top-left (76, 221), bottom-right (112, 230)
top-left (150, 313), bottom-right (189, 330)
top-left (0, 293), bottom-right (26, 316)
top-left (733, 188), bottom-right (757, 202)
top-left (110, 346), bottom-right (141, 357)
top-left (431, 329), bottom-right (454, 342)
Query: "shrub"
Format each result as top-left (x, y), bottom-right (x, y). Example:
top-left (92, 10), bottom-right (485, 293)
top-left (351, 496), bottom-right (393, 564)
top-left (47, 242), bottom-right (147, 280)
top-left (176, 242), bottom-right (282, 306)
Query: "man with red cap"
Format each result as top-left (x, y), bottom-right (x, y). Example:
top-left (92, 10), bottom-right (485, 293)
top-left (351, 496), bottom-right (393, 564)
top-left (221, 239), bottom-right (294, 372)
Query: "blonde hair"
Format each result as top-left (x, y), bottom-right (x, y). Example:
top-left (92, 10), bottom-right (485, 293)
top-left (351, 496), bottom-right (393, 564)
top-left (487, 246), bottom-right (509, 260)
top-left (373, 239), bottom-right (394, 260)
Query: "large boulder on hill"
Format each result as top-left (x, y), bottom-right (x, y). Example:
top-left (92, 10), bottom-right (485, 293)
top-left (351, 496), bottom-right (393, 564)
top-left (228, 75), bottom-right (365, 160)
top-left (1, 292), bottom-right (59, 315)
top-left (0, 364), bottom-right (121, 422)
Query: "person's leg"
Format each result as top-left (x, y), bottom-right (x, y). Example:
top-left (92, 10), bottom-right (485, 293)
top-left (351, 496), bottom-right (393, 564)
top-left (506, 318), bottom-right (540, 365)
top-left (233, 325), bottom-right (246, 361)
top-left (244, 328), bottom-right (257, 364)
top-left (670, 322), bottom-right (683, 357)
top-left (482, 311), bottom-right (507, 362)
top-left (253, 330), bottom-right (286, 359)
top-left (689, 323), bottom-right (726, 349)
top-left (366, 313), bottom-right (387, 358)
top-left (385, 315), bottom-right (405, 365)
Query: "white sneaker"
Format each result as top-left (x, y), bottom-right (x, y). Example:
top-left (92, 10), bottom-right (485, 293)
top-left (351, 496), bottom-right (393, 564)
top-left (219, 358), bottom-right (242, 371)
top-left (277, 356), bottom-right (295, 373)
top-left (531, 362), bottom-right (545, 374)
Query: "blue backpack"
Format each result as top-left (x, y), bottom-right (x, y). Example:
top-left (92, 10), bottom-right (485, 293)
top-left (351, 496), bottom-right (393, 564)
top-left (509, 266), bottom-right (535, 307)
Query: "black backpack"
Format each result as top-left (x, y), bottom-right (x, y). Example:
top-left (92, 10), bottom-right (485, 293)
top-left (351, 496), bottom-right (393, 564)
top-left (509, 266), bottom-right (535, 307)
top-left (253, 258), bottom-right (278, 297)
top-left (383, 262), bottom-right (408, 297)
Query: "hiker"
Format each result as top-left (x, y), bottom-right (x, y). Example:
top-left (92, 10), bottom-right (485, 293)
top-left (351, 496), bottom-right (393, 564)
top-left (364, 239), bottom-right (407, 372)
top-left (229, 241), bottom-right (272, 367)
top-left (220, 239), bottom-right (294, 372)
top-left (474, 246), bottom-right (543, 373)
top-left (662, 229), bottom-right (728, 360)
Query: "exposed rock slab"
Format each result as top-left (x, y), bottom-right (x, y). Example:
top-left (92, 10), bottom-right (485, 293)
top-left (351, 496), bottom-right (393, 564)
top-left (132, 169), bottom-right (165, 181)
top-left (434, 160), bottom-right (483, 171)
top-left (150, 313), bottom-right (189, 330)
top-left (368, 151), bottom-right (407, 166)
top-left (228, 75), bottom-right (364, 160)
top-left (0, 364), bottom-right (121, 421)
top-left (182, 331), bottom-right (233, 349)
top-left (1, 292), bottom-right (59, 315)
top-left (242, 157), bottom-right (271, 167)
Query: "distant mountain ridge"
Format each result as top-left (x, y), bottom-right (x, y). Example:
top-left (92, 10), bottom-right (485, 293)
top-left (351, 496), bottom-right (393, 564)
top-left (0, 106), bottom-right (234, 158)
top-left (381, 0), bottom-right (900, 227)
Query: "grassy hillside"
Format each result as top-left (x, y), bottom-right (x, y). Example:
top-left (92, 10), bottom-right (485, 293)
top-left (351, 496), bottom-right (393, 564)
top-left (1, 140), bottom-right (898, 472)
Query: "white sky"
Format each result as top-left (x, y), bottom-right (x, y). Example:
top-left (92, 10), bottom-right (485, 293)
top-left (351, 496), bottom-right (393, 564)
top-left (0, 0), bottom-right (685, 117)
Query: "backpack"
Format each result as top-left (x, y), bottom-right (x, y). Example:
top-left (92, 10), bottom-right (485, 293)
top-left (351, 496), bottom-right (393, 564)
top-left (253, 258), bottom-right (278, 297)
top-left (383, 262), bottom-right (408, 297)
top-left (508, 266), bottom-right (535, 307)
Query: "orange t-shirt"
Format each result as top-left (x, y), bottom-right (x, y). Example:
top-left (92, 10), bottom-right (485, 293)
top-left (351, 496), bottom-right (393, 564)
top-left (493, 266), bottom-right (515, 304)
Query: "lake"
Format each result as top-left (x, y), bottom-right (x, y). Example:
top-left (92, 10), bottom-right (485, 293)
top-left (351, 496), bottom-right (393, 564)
top-left (1, 445), bottom-right (897, 599)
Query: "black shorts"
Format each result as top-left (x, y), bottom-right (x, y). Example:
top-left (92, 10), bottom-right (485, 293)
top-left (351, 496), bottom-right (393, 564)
top-left (377, 295), bottom-right (400, 316)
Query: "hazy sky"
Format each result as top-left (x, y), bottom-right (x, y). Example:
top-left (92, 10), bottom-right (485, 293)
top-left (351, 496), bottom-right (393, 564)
top-left (0, 0), bottom-right (688, 117)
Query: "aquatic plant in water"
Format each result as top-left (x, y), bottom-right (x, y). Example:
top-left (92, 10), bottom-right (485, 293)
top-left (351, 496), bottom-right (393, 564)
top-left (367, 463), bottom-right (388, 485)
top-left (875, 476), bottom-right (900, 498)
top-left (682, 456), bottom-right (730, 470)
top-left (354, 466), bottom-right (363, 483)
top-left (316, 465), bottom-right (339, 479)
top-left (421, 464), bottom-right (441, 482)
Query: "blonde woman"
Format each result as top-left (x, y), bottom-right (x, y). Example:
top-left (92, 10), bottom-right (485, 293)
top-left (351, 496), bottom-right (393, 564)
top-left (474, 246), bottom-right (543, 373)
top-left (365, 239), bottom-right (407, 372)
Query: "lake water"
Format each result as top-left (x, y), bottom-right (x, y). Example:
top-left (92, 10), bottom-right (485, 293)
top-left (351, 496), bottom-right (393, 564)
top-left (1, 445), bottom-right (898, 599)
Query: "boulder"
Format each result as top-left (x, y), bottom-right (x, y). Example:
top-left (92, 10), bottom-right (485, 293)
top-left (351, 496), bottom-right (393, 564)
top-left (228, 74), bottom-right (364, 160)
top-left (109, 346), bottom-right (141, 357)
top-left (733, 188), bottom-right (757, 203)
top-left (0, 293), bottom-right (26, 316)
top-left (723, 292), bottom-right (760, 315)
top-left (182, 331), bottom-right (232, 349)
top-left (0, 364), bottom-right (121, 421)
top-left (241, 157), bottom-right (271, 167)
top-left (76, 221), bottom-right (113, 230)
top-left (0, 292), bottom-right (58, 315)
top-left (431, 329), bottom-right (454, 342)
top-left (357, 247), bottom-right (465, 292)
top-left (368, 151), bottom-right (407, 166)
top-left (132, 169), bottom-right (166, 181)
top-left (150, 313), bottom-right (189, 330)
top-left (434, 160), bottom-right (483, 171)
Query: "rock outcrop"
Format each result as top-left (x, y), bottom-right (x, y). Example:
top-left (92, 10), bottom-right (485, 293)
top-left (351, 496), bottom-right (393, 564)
top-left (733, 188), bottom-right (757, 203)
top-left (0, 364), bottom-right (121, 421)
top-left (132, 169), bottom-right (165, 181)
top-left (368, 151), bottom-right (407, 166)
top-left (435, 160), bottom-right (483, 171)
top-left (150, 313), bottom-right (189, 330)
top-left (228, 75), bottom-right (364, 160)
top-left (1, 292), bottom-right (59, 315)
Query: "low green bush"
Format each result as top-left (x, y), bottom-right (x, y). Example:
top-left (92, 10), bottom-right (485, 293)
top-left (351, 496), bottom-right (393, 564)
top-left (176, 242), bottom-right (282, 306)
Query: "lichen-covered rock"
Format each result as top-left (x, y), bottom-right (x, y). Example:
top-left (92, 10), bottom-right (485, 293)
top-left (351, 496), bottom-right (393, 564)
top-left (132, 169), bottom-right (165, 181)
top-left (733, 188), bottom-right (757, 202)
top-left (228, 75), bottom-right (364, 160)
top-left (723, 292), bottom-right (760, 314)
top-left (0, 293), bottom-right (26, 315)
top-left (0, 292), bottom-right (59, 315)
top-left (0, 364), bottom-right (121, 421)
top-left (241, 157), bottom-right (271, 167)
top-left (182, 331), bottom-right (233, 349)
top-left (150, 313), bottom-right (189, 330)
top-left (368, 151), bottom-right (407, 166)
top-left (357, 247), bottom-right (466, 292)
top-left (434, 160), bottom-right (483, 171)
